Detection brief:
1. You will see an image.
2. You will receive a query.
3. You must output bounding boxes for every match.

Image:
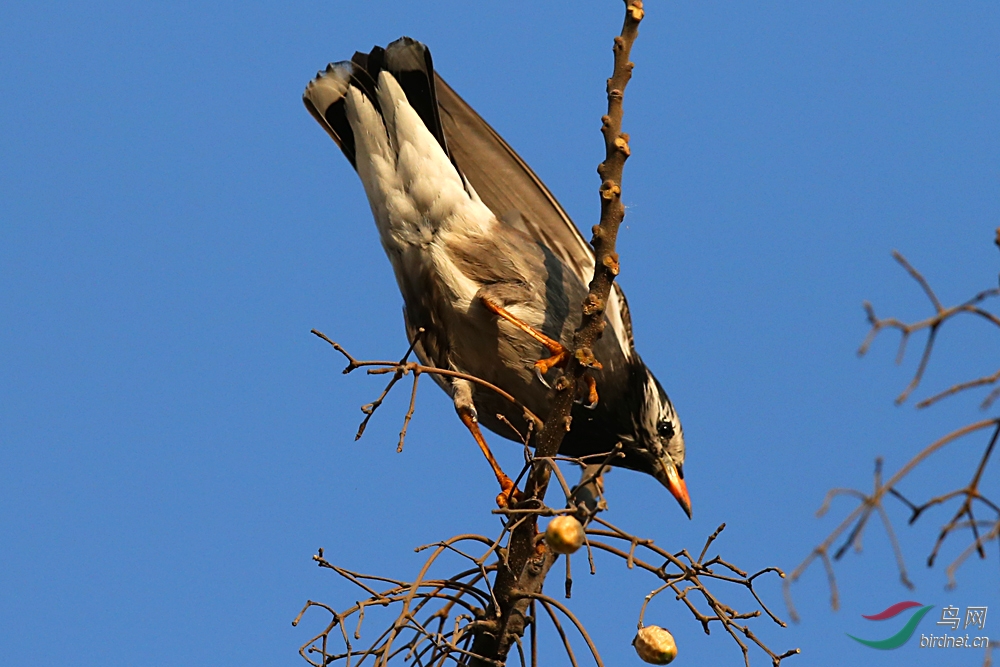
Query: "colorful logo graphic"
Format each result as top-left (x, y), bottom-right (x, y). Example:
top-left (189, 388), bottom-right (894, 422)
top-left (847, 601), bottom-right (935, 650)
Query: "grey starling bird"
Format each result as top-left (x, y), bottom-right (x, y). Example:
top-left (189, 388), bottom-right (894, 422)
top-left (304, 37), bottom-right (690, 518)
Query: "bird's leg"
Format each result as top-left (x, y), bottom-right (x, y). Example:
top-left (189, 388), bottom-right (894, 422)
top-left (458, 410), bottom-right (523, 507)
top-left (577, 373), bottom-right (599, 409)
top-left (479, 295), bottom-right (570, 378)
top-left (452, 379), bottom-right (523, 507)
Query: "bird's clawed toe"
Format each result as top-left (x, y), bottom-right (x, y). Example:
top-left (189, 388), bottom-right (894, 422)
top-left (534, 365), bottom-right (552, 389)
top-left (583, 374), bottom-right (599, 409)
top-left (533, 344), bottom-right (569, 386)
top-left (532, 345), bottom-right (569, 379)
top-left (496, 481), bottom-right (524, 508)
top-left (573, 373), bottom-right (600, 409)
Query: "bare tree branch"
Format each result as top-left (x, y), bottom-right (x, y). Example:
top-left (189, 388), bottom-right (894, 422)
top-left (857, 251), bottom-right (1000, 406)
top-left (788, 232), bottom-right (1000, 665)
top-left (468, 3), bottom-right (646, 662)
top-left (296, 483), bottom-right (797, 667)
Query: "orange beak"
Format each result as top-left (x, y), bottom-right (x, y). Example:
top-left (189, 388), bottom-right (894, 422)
top-left (661, 460), bottom-right (692, 519)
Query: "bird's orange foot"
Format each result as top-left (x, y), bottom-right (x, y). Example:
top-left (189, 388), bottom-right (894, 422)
top-left (478, 295), bottom-right (571, 387)
top-left (496, 481), bottom-right (525, 508)
top-left (533, 343), bottom-right (569, 385)
top-left (578, 373), bottom-right (599, 409)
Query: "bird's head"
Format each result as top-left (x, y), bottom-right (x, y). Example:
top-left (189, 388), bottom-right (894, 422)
top-left (630, 368), bottom-right (690, 518)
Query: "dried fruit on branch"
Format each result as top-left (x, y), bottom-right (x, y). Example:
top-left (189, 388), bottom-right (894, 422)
top-left (545, 515), bottom-right (585, 554)
top-left (633, 625), bottom-right (678, 665)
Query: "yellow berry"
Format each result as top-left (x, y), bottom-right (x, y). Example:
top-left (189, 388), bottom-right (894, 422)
top-left (544, 516), bottom-right (585, 554)
top-left (633, 625), bottom-right (677, 664)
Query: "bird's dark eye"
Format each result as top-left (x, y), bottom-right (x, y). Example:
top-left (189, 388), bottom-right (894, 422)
top-left (657, 420), bottom-right (675, 440)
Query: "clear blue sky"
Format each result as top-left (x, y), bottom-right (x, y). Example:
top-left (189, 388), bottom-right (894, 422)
top-left (2, 2), bottom-right (999, 665)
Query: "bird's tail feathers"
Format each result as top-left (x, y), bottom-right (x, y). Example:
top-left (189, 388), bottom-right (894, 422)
top-left (303, 61), bottom-right (358, 166)
top-left (303, 37), bottom-right (450, 170)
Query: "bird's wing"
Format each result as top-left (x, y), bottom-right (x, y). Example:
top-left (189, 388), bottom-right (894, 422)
top-left (433, 74), bottom-right (636, 362)
top-left (433, 76), bottom-right (592, 286)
